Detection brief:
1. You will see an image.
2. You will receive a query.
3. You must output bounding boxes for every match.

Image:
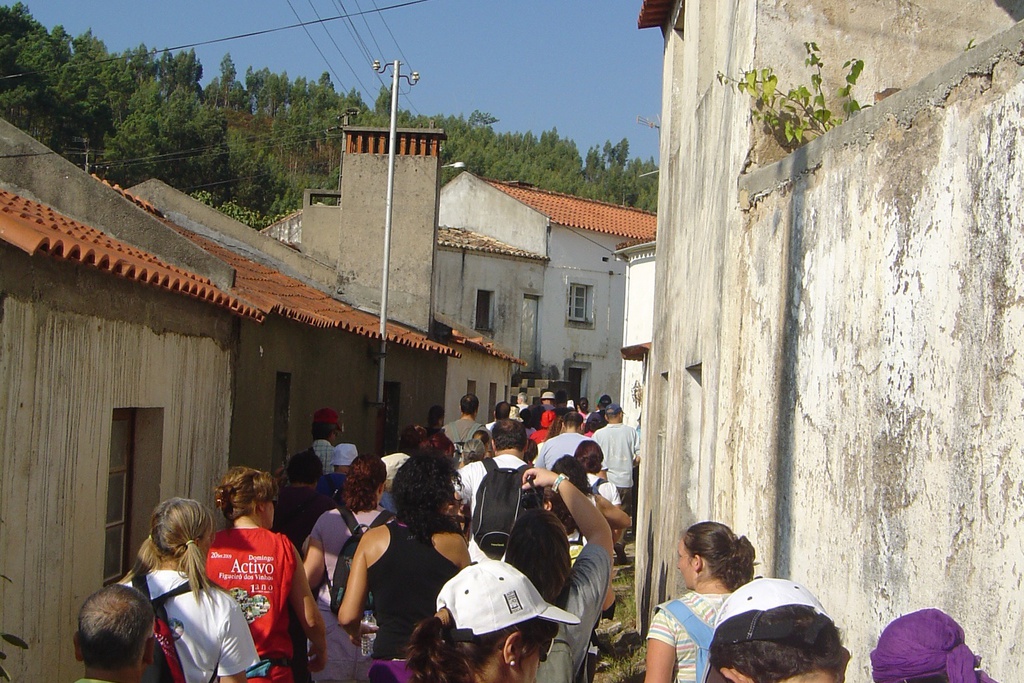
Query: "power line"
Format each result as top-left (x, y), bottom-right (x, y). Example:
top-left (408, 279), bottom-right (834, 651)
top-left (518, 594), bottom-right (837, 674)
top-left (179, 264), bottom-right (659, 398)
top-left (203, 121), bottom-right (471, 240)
top-left (0, 0), bottom-right (434, 82)
top-left (285, 0), bottom-right (353, 93)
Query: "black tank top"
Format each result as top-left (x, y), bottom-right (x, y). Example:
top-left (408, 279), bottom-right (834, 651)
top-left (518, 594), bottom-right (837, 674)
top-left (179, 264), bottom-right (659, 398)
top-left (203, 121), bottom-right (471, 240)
top-left (367, 521), bottom-right (460, 659)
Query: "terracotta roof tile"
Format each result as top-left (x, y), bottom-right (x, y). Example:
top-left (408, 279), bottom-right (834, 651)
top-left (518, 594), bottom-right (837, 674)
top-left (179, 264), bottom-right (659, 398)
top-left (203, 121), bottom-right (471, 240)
top-left (171, 225), bottom-right (459, 358)
top-left (483, 179), bottom-right (656, 241)
top-left (437, 226), bottom-right (547, 261)
top-left (637, 0), bottom-right (674, 29)
top-left (0, 189), bottom-right (262, 321)
top-left (434, 313), bottom-right (525, 365)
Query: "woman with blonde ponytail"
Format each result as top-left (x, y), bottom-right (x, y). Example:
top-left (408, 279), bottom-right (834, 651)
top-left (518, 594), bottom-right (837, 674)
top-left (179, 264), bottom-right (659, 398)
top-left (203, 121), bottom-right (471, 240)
top-left (644, 521), bottom-right (757, 683)
top-left (123, 497), bottom-right (259, 683)
top-left (208, 467), bottom-right (327, 683)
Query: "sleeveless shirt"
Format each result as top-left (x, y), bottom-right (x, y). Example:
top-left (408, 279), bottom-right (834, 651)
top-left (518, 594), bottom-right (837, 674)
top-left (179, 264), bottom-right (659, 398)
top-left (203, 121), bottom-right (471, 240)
top-left (366, 522), bottom-right (459, 659)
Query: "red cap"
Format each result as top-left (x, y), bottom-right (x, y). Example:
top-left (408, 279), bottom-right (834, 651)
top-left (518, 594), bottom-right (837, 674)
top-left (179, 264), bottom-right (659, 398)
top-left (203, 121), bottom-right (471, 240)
top-left (313, 407), bottom-right (340, 426)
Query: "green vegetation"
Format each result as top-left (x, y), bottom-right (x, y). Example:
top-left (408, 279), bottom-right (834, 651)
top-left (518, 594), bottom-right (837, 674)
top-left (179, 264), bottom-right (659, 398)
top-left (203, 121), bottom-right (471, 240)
top-left (0, 3), bottom-right (658, 221)
top-left (718, 42), bottom-right (865, 149)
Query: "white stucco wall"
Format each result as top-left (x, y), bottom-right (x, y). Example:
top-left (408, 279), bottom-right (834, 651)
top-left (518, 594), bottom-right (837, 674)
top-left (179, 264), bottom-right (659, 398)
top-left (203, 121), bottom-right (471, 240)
top-left (619, 244), bottom-right (656, 427)
top-left (638, 1), bottom-right (1024, 678)
top-left (541, 225), bottom-right (626, 404)
top-left (715, 36), bottom-right (1024, 680)
top-left (434, 247), bottom-right (546, 358)
top-left (438, 173), bottom-right (549, 255)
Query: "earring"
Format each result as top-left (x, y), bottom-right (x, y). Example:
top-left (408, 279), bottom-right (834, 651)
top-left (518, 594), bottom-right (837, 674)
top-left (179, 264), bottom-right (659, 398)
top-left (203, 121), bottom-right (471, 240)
top-left (510, 661), bottom-right (516, 668)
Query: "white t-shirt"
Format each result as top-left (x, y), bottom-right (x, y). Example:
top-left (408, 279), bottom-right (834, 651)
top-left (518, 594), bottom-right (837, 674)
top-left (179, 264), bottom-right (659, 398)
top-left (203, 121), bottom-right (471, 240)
top-left (537, 433), bottom-right (592, 470)
top-left (132, 570), bottom-right (258, 683)
top-left (458, 453), bottom-right (527, 562)
top-left (586, 473), bottom-right (621, 505)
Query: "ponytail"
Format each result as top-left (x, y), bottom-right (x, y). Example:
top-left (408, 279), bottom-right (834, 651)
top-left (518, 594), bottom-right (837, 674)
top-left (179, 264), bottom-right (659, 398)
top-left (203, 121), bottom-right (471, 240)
top-left (123, 498), bottom-right (215, 597)
top-left (406, 616), bottom-right (473, 683)
top-left (684, 521), bottom-right (757, 592)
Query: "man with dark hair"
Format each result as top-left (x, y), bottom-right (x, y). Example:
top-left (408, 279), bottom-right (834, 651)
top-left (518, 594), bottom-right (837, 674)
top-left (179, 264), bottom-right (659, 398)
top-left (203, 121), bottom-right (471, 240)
top-left (553, 389), bottom-right (568, 408)
top-left (274, 450), bottom-right (336, 549)
top-left (485, 400), bottom-right (512, 432)
top-left (442, 393), bottom-right (484, 454)
top-left (536, 410), bottom-right (590, 470)
top-left (708, 578), bottom-right (850, 683)
top-left (74, 584), bottom-right (155, 683)
top-left (457, 418), bottom-right (528, 561)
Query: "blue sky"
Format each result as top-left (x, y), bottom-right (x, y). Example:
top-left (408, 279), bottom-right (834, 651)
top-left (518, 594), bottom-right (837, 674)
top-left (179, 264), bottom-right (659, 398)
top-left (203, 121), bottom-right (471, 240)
top-left (21, 0), bottom-right (665, 163)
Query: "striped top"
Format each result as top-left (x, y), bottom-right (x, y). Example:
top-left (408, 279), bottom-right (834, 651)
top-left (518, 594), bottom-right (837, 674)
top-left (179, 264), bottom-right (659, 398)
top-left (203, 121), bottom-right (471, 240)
top-left (646, 591), bottom-right (730, 683)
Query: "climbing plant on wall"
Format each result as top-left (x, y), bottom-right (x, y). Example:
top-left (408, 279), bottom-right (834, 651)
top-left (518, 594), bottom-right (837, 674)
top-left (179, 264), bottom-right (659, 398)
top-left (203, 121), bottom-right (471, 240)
top-left (718, 42), bottom-right (866, 149)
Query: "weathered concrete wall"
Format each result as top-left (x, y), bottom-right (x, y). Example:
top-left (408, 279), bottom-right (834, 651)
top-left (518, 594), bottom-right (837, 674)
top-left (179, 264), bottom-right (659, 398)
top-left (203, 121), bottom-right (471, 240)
top-left (130, 179), bottom-right (338, 290)
top-left (230, 314), bottom-right (448, 468)
top-left (715, 28), bottom-right (1024, 679)
top-left (434, 247), bottom-right (546, 357)
top-left (443, 346), bottom-right (513, 424)
top-left (0, 246), bottom-right (236, 682)
top-left (329, 145), bottom-right (442, 332)
top-left (634, 1), bottom-right (1024, 679)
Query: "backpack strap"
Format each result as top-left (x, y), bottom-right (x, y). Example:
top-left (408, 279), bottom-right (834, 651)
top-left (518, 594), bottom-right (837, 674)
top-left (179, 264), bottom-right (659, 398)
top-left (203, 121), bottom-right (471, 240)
top-left (482, 457), bottom-right (498, 475)
top-left (660, 599), bottom-right (713, 683)
top-left (336, 505), bottom-right (361, 535)
top-left (368, 510), bottom-right (394, 528)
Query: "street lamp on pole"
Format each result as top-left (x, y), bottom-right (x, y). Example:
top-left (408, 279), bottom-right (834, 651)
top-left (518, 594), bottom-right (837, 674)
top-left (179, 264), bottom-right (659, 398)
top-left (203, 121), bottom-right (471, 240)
top-left (372, 58), bottom-right (419, 453)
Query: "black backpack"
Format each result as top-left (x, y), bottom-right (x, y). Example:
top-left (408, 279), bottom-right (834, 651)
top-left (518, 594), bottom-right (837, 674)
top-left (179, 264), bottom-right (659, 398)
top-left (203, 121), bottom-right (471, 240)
top-left (328, 507), bottom-right (394, 614)
top-left (471, 458), bottom-right (535, 559)
top-left (132, 574), bottom-right (190, 683)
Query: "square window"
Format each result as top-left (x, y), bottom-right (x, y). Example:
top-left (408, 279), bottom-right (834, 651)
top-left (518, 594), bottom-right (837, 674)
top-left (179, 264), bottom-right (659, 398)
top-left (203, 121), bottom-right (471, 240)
top-left (568, 283), bottom-right (593, 323)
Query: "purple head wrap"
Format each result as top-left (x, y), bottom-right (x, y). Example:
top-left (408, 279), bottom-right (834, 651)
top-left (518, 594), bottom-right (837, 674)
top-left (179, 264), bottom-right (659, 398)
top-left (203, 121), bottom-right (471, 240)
top-left (870, 609), bottom-right (997, 683)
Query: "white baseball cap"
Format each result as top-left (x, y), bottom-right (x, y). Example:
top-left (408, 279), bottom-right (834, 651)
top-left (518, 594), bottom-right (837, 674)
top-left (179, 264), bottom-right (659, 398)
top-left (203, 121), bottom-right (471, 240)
top-left (331, 443), bottom-right (358, 467)
top-left (381, 453), bottom-right (410, 482)
top-left (436, 560), bottom-right (580, 637)
top-left (713, 577), bottom-right (831, 645)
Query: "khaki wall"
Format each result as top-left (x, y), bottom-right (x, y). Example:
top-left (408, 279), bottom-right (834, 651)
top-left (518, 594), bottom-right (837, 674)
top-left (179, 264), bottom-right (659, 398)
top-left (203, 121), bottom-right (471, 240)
top-left (0, 247), bottom-right (236, 682)
top-left (229, 315), bottom-right (448, 468)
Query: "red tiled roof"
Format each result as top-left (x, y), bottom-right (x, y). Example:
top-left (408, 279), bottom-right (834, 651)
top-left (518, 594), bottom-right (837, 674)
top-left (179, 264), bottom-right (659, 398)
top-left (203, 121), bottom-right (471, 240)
top-left (437, 226), bottom-right (546, 261)
top-left (103, 180), bottom-right (456, 356)
top-left (0, 188), bottom-right (262, 320)
top-left (621, 341), bottom-right (652, 361)
top-left (637, 0), bottom-right (674, 29)
top-left (175, 229), bottom-right (459, 357)
top-left (483, 179), bottom-right (657, 241)
top-left (434, 313), bottom-right (524, 365)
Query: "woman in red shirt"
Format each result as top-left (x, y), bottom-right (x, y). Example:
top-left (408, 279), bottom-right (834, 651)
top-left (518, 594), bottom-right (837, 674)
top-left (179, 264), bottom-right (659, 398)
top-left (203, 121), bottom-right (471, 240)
top-left (208, 467), bottom-right (328, 683)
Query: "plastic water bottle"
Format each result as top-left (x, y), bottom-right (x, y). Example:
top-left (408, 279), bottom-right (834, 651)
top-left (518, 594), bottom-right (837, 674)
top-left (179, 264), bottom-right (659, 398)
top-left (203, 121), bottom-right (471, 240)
top-left (360, 610), bottom-right (377, 656)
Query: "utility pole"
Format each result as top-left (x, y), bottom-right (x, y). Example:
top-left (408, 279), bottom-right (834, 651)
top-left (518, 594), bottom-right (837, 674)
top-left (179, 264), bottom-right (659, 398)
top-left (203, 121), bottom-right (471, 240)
top-left (371, 59), bottom-right (419, 454)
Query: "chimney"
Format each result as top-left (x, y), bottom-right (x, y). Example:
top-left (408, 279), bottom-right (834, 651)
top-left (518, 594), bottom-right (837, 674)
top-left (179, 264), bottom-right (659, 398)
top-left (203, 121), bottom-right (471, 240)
top-left (301, 126), bottom-right (445, 332)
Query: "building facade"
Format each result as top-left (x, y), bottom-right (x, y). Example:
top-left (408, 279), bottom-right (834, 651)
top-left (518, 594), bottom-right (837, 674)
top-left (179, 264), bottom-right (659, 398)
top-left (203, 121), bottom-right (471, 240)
top-left (438, 172), bottom-right (656, 404)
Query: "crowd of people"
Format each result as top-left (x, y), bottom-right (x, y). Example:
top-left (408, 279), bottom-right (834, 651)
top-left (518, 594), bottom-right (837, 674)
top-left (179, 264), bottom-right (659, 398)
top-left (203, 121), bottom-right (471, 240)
top-left (72, 392), bottom-right (999, 683)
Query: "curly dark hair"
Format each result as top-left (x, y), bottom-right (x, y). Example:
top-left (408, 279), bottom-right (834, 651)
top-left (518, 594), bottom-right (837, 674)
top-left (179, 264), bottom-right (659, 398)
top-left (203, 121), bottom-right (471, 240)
top-left (392, 450), bottom-right (463, 544)
top-left (710, 605), bottom-right (847, 683)
top-left (342, 454), bottom-right (387, 512)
